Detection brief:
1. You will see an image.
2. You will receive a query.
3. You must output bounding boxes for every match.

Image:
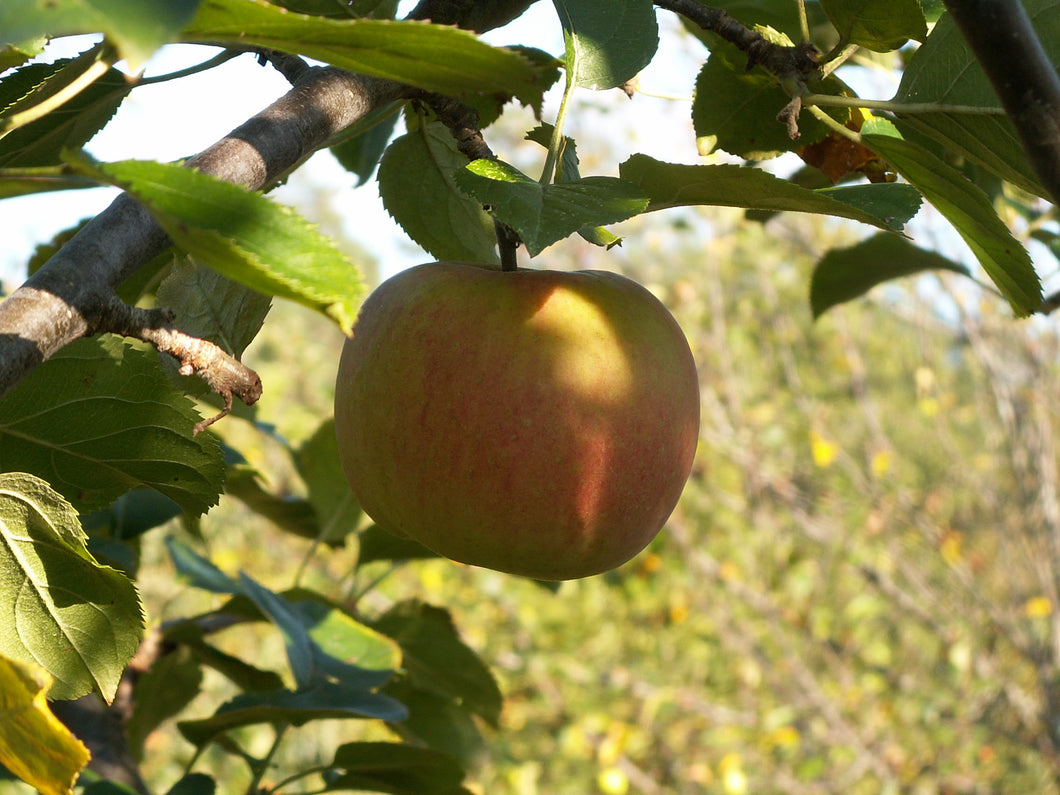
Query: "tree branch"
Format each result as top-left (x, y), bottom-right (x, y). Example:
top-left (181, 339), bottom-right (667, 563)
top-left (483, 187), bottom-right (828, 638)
top-left (52, 695), bottom-right (151, 794)
top-left (941, 0), bottom-right (1060, 206)
top-left (653, 0), bottom-right (819, 79)
top-left (0, 67), bottom-right (405, 399)
top-left (102, 302), bottom-right (263, 434)
top-left (0, 0), bottom-right (540, 399)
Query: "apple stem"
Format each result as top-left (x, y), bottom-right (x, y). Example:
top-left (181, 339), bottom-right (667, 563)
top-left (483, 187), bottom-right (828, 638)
top-left (496, 219), bottom-right (520, 271)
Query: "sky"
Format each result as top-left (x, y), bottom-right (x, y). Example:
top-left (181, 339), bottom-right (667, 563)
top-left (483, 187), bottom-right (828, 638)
top-left (0, 3), bottom-right (704, 290)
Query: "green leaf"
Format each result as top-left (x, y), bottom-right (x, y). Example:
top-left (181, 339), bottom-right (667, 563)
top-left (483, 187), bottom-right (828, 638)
top-left (0, 473), bottom-right (144, 701)
top-left (0, 170), bottom-right (99, 199)
top-left (269, 0), bottom-right (397, 17)
top-left (819, 0), bottom-right (926, 51)
top-left (238, 573), bottom-right (315, 688)
top-left (454, 158), bottom-right (648, 256)
top-left (326, 742), bottom-right (466, 794)
top-left (378, 122), bottom-right (498, 265)
top-left (372, 600), bottom-right (501, 727)
top-left (525, 123), bottom-right (624, 247)
top-left (0, 336), bottom-right (225, 514)
top-left (357, 524), bottom-right (439, 567)
top-left (223, 465), bottom-right (321, 541)
top-left (0, 0), bottom-right (201, 69)
top-left (692, 52), bottom-right (840, 159)
top-left (0, 37), bottom-right (45, 71)
top-left (183, 0), bottom-right (542, 103)
top-left (165, 774), bottom-right (216, 795)
top-left (895, 0), bottom-right (1060, 198)
top-left (126, 645), bottom-right (203, 760)
top-left (176, 636), bottom-right (284, 692)
top-left (861, 119), bottom-right (1042, 316)
top-left (816, 182), bottom-right (923, 232)
top-left (619, 154), bottom-right (917, 232)
top-left (156, 257), bottom-right (271, 359)
top-left (383, 679), bottom-right (484, 767)
top-left (81, 488), bottom-right (183, 541)
top-left (69, 155), bottom-right (364, 332)
top-left (296, 418), bottom-right (362, 545)
top-left (0, 654), bottom-right (90, 795)
top-left (552, 0), bottom-right (658, 90)
top-left (165, 537), bottom-right (239, 594)
top-left (292, 599), bottom-right (401, 687)
top-left (177, 682), bottom-right (408, 747)
top-left (0, 54), bottom-right (132, 167)
top-left (330, 105), bottom-right (400, 186)
top-left (810, 233), bottom-right (971, 318)
top-left (492, 45), bottom-right (563, 120)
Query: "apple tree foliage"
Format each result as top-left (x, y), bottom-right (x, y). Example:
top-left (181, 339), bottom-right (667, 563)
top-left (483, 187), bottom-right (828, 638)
top-left (0, 0), bottom-right (1058, 792)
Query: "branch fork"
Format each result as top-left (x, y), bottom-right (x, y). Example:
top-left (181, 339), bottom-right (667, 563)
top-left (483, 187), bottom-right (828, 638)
top-left (101, 300), bottom-right (263, 434)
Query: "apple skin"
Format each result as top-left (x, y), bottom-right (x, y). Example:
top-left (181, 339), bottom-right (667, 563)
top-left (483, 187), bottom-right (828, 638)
top-left (333, 262), bottom-right (700, 580)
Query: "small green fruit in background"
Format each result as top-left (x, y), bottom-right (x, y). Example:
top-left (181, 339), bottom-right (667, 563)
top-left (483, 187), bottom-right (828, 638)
top-left (334, 262), bottom-right (700, 580)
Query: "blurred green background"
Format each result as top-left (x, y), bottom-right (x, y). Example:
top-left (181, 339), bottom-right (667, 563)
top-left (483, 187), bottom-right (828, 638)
top-left (112, 202), bottom-right (1060, 795)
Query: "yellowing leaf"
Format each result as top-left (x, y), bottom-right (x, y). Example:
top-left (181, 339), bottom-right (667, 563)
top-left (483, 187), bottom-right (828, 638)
top-left (669, 603), bottom-right (689, 624)
top-left (597, 767), bottom-right (630, 795)
top-left (597, 721), bottom-right (630, 766)
top-left (719, 560), bottom-right (742, 582)
top-left (1025, 596), bottom-right (1053, 618)
top-left (871, 449), bottom-right (893, 478)
top-left (0, 655), bottom-right (90, 795)
top-left (918, 397), bottom-right (940, 417)
top-left (915, 365), bottom-right (936, 397)
top-left (940, 531), bottom-right (963, 565)
top-left (810, 430), bottom-right (838, 468)
top-left (766, 725), bottom-right (801, 747)
top-left (720, 752), bottom-right (749, 795)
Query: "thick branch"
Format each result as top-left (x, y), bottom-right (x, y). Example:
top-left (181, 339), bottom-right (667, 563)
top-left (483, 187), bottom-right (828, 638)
top-left (941, 0), bottom-right (1060, 206)
top-left (52, 695), bottom-right (151, 794)
top-left (654, 0), bottom-right (819, 78)
top-left (0, 0), bottom-right (535, 398)
top-left (0, 68), bottom-right (405, 399)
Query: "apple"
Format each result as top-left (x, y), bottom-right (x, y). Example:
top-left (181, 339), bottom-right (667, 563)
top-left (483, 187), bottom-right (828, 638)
top-left (333, 261), bottom-right (700, 580)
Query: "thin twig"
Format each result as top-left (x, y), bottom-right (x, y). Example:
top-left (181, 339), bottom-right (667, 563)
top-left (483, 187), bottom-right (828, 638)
top-left (102, 301), bottom-right (263, 434)
top-left (804, 93), bottom-right (1007, 115)
top-left (136, 50), bottom-right (243, 86)
top-left (251, 49), bottom-right (313, 85)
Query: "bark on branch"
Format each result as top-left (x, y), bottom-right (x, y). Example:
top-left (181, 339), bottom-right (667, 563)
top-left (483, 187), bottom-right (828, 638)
top-left (653, 0), bottom-right (820, 79)
top-left (0, 67), bottom-right (405, 400)
top-left (940, 0), bottom-right (1060, 206)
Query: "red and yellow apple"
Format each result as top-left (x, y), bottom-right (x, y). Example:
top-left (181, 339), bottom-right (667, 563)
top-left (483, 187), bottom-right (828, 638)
top-left (333, 261), bottom-right (700, 580)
